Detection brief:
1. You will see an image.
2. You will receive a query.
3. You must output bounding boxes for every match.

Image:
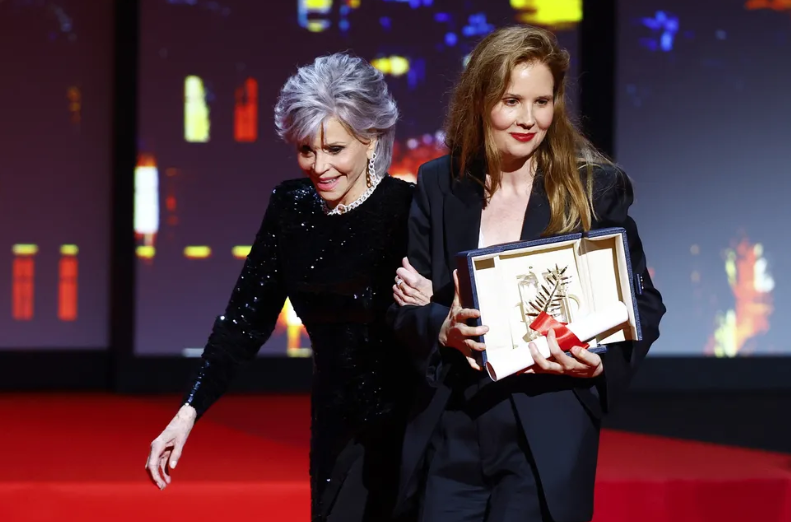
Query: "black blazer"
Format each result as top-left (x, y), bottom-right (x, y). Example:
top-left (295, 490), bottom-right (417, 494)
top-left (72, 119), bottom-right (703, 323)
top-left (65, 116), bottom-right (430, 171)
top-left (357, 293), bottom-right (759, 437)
top-left (387, 154), bottom-right (666, 522)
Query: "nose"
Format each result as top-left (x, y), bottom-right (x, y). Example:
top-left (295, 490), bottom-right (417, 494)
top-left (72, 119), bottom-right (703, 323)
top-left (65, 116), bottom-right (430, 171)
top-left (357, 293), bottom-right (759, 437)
top-left (516, 105), bottom-right (535, 129)
top-left (313, 151), bottom-right (330, 174)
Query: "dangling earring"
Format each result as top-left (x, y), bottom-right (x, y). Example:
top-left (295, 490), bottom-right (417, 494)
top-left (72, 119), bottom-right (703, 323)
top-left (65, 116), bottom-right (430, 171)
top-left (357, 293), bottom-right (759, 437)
top-left (367, 151), bottom-right (377, 188)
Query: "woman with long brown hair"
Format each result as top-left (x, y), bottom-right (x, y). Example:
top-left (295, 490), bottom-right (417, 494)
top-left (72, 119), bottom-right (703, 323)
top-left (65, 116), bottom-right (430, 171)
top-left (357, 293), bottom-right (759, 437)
top-left (388, 25), bottom-right (665, 522)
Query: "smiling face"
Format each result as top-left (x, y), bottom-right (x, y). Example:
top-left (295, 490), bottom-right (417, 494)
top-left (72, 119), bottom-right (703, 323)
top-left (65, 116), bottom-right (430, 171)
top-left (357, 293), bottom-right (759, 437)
top-left (296, 117), bottom-right (376, 208)
top-left (488, 61), bottom-right (555, 167)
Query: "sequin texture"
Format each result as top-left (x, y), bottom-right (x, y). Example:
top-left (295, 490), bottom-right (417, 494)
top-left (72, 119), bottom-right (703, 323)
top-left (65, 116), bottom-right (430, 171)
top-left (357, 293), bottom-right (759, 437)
top-left (182, 176), bottom-right (417, 520)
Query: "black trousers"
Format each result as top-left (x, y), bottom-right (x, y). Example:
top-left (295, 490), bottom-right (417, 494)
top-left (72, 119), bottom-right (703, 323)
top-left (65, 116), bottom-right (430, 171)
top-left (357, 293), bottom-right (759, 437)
top-left (322, 411), bottom-right (416, 522)
top-left (418, 389), bottom-right (554, 522)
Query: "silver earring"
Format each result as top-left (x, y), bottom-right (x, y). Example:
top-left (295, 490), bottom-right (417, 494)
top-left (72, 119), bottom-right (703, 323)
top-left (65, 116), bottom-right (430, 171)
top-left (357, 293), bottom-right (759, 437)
top-left (367, 152), bottom-right (377, 187)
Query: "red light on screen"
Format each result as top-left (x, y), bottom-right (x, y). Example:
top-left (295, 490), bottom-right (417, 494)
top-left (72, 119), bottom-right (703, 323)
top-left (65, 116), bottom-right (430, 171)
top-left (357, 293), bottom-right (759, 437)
top-left (67, 86), bottom-right (81, 126)
top-left (234, 78), bottom-right (258, 143)
top-left (12, 245), bottom-right (37, 321)
top-left (58, 245), bottom-right (79, 321)
top-left (745, 0), bottom-right (791, 12)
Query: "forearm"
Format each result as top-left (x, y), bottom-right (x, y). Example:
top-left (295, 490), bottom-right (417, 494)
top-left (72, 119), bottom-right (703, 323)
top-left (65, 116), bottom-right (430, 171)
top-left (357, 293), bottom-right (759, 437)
top-left (182, 316), bottom-right (275, 419)
top-left (387, 301), bottom-right (449, 384)
top-left (181, 186), bottom-right (289, 419)
top-left (597, 285), bottom-right (664, 412)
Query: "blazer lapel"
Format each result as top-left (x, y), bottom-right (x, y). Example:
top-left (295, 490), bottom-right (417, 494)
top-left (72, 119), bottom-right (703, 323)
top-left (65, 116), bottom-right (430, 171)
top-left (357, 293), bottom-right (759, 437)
top-left (443, 175), bottom-right (484, 274)
top-left (520, 173), bottom-right (551, 240)
top-left (443, 171), bottom-right (550, 269)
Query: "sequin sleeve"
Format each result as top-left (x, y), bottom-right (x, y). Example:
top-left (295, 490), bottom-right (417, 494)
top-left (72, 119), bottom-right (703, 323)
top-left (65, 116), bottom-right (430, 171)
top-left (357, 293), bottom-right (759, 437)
top-left (183, 186), bottom-right (288, 418)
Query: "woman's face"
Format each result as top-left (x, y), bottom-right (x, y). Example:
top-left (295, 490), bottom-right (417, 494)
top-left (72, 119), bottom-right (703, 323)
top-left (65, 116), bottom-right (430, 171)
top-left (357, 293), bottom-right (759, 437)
top-left (489, 61), bottom-right (555, 166)
top-left (297, 117), bottom-right (375, 207)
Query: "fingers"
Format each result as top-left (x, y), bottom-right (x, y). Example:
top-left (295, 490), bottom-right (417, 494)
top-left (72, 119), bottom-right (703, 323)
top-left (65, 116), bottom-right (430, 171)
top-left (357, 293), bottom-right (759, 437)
top-left (395, 277), bottom-right (420, 299)
top-left (393, 284), bottom-right (426, 306)
top-left (394, 270), bottom-right (429, 301)
top-left (528, 329), bottom-right (596, 376)
top-left (451, 308), bottom-right (486, 337)
top-left (452, 270), bottom-right (461, 307)
top-left (393, 287), bottom-right (408, 307)
top-left (169, 438), bottom-right (185, 470)
top-left (466, 355), bottom-right (482, 371)
top-left (402, 257), bottom-right (417, 273)
top-left (395, 267), bottom-right (418, 287)
top-left (454, 322), bottom-right (488, 338)
top-left (147, 440), bottom-right (168, 490)
top-left (545, 329), bottom-right (580, 372)
top-left (160, 450), bottom-right (171, 485)
top-left (454, 308), bottom-right (480, 322)
top-left (463, 338), bottom-right (486, 352)
top-left (570, 346), bottom-right (603, 377)
top-left (529, 341), bottom-right (565, 374)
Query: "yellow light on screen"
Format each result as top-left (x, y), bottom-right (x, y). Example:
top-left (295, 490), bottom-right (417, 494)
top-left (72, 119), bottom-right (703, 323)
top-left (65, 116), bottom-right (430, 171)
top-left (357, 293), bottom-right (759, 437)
top-left (305, 0), bottom-right (332, 8)
top-left (389, 56), bottom-right (409, 77)
top-left (12, 244), bottom-right (38, 255)
top-left (136, 246), bottom-right (156, 259)
top-left (371, 56), bottom-right (410, 77)
top-left (512, 0), bottom-right (582, 27)
top-left (307, 20), bottom-right (329, 32)
top-left (232, 245), bottom-right (252, 259)
top-left (184, 76), bottom-right (210, 143)
top-left (371, 57), bottom-right (390, 74)
top-left (60, 244), bottom-right (79, 256)
top-left (184, 246), bottom-right (212, 259)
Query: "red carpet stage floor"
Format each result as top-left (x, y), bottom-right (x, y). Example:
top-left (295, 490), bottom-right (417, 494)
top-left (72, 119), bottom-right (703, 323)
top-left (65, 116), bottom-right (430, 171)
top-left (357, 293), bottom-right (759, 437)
top-left (1, 394), bottom-right (790, 522)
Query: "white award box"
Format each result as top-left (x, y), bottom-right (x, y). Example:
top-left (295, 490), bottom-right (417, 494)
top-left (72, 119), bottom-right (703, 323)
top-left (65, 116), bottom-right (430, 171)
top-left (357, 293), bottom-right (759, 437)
top-left (455, 227), bottom-right (643, 381)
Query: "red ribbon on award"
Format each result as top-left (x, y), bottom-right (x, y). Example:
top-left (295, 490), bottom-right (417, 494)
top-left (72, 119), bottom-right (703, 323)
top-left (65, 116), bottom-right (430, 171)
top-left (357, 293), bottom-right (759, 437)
top-left (528, 312), bottom-right (589, 350)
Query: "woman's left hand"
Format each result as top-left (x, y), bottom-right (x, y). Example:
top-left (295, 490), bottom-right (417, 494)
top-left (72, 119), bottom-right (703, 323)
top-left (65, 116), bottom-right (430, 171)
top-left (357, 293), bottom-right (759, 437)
top-left (393, 257), bottom-right (433, 306)
top-left (525, 328), bottom-right (603, 378)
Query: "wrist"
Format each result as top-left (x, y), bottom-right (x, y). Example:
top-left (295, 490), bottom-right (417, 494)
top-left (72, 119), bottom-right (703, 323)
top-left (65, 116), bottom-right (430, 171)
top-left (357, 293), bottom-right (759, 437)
top-left (177, 404), bottom-right (198, 422)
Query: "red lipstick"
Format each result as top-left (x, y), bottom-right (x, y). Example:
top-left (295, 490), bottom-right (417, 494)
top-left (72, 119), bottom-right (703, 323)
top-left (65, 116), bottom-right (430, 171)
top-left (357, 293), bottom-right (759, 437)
top-left (510, 132), bottom-right (536, 142)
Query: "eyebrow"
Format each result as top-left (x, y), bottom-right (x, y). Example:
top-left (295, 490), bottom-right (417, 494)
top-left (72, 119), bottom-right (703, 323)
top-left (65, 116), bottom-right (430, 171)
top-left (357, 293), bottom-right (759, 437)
top-left (503, 92), bottom-right (553, 99)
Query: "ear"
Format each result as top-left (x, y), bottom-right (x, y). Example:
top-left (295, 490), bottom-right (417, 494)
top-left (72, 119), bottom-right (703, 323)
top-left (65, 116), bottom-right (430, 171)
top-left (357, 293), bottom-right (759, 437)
top-left (367, 139), bottom-right (378, 159)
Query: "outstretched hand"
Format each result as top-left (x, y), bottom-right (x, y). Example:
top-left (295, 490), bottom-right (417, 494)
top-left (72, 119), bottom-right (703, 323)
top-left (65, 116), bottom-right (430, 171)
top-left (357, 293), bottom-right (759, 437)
top-left (146, 405), bottom-right (197, 490)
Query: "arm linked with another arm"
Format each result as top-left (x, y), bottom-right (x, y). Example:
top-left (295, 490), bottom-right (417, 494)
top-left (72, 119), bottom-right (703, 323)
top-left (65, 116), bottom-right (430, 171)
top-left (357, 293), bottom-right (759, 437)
top-left (386, 166), bottom-right (450, 386)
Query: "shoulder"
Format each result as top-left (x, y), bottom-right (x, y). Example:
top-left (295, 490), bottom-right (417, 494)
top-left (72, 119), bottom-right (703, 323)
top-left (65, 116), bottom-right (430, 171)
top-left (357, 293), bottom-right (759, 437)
top-left (268, 178), bottom-right (316, 207)
top-left (379, 175), bottom-right (415, 211)
top-left (381, 174), bottom-right (415, 197)
top-left (261, 178), bottom-right (319, 222)
top-left (416, 154), bottom-right (454, 194)
top-left (271, 177), bottom-right (314, 199)
top-left (581, 162), bottom-right (635, 222)
top-left (371, 175), bottom-right (414, 218)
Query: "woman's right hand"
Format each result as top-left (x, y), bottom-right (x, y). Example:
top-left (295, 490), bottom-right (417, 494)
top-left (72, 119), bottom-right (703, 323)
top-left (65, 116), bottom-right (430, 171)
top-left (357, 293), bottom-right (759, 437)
top-left (438, 270), bottom-right (488, 371)
top-left (146, 404), bottom-right (197, 490)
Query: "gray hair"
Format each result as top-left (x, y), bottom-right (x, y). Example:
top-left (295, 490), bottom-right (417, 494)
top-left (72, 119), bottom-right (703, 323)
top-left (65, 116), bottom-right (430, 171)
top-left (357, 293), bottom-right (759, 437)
top-left (274, 53), bottom-right (399, 177)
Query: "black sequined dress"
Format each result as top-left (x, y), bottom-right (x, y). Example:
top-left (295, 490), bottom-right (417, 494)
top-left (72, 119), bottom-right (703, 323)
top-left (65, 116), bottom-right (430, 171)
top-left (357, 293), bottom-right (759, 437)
top-left (183, 175), bottom-right (417, 521)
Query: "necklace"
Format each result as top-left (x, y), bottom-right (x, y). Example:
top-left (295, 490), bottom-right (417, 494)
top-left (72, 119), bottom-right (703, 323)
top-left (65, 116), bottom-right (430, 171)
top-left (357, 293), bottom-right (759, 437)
top-left (322, 175), bottom-right (382, 216)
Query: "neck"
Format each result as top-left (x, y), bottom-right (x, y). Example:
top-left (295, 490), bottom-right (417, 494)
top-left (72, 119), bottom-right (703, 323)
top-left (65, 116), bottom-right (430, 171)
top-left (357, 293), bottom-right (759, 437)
top-left (498, 155), bottom-right (535, 194)
top-left (325, 172), bottom-right (375, 212)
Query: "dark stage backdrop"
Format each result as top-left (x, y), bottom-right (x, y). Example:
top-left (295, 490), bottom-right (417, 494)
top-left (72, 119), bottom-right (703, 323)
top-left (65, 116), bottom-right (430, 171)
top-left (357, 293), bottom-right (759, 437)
top-left (134, 0), bottom-right (582, 357)
top-left (0, 0), bottom-right (113, 349)
top-left (615, 0), bottom-right (791, 356)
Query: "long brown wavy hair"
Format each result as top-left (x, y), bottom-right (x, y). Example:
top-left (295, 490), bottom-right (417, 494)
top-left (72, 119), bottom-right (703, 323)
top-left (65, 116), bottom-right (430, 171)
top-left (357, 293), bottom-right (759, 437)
top-left (444, 25), bottom-right (613, 234)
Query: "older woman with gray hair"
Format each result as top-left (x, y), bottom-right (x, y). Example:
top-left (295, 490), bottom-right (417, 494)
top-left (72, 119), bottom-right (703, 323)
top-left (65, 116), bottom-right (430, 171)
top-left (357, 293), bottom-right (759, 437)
top-left (145, 53), bottom-right (432, 521)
